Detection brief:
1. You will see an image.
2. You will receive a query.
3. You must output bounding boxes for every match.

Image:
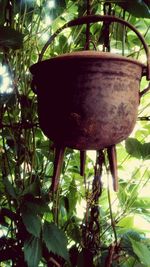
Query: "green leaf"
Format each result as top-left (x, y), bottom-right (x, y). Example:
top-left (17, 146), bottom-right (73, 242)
top-left (141, 143), bottom-right (150, 160)
top-left (43, 221), bottom-right (69, 261)
top-left (130, 238), bottom-right (150, 266)
top-left (0, 26), bottom-right (24, 50)
top-left (56, 0), bottom-right (66, 8)
top-left (21, 177), bottom-right (41, 196)
top-left (58, 35), bottom-right (68, 53)
top-left (120, 231), bottom-right (142, 259)
top-left (24, 236), bottom-right (42, 267)
top-left (117, 216), bottom-right (135, 229)
top-left (67, 179), bottom-right (78, 214)
top-left (120, 256), bottom-right (139, 267)
top-left (122, 230), bottom-right (142, 243)
top-left (118, 0), bottom-right (150, 18)
top-left (66, 216), bottom-right (81, 243)
top-left (125, 138), bottom-right (142, 159)
top-left (3, 177), bottom-right (17, 199)
top-left (132, 197), bottom-right (150, 209)
top-left (25, 198), bottom-right (50, 215)
top-left (21, 203), bottom-right (42, 237)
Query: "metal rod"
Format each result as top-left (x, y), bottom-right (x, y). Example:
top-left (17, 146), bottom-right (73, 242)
top-left (107, 145), bottom-right (118, 192)
top-left (38, 15), bottom-right (150, 80)
top-left (51, 146), bottom-right (65, 192)
top-left (80, 150), bottom-right (86, 176)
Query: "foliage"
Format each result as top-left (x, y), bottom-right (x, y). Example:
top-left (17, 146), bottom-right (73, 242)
top-left (0, 0), bottom-right (150, 266)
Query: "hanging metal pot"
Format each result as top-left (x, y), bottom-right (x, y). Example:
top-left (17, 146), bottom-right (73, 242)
top-left (30, 15), bottom-right (150, 151)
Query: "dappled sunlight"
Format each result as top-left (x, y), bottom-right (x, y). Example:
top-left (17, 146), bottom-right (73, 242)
top-left (0, 64), bottom-right (13, 94)
top-left (76, 199), bottom-right (86, 220)
top-left (47, 0), bottom-right (55, 9)
top-left (44, 15), bottom-right (53, 26)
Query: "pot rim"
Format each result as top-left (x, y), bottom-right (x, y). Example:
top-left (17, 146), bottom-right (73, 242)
top-left (30, 50), bottom-right (146, 74)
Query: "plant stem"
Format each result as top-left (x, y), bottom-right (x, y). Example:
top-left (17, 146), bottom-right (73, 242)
top-left (107, 170), bottom-right (118, 245)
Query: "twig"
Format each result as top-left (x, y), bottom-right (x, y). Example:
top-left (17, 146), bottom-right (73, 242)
top-left (104, 244), bottom-right (115, 267)
top-left (49, 257), bottom-right (61, 267)
top-left (106, 170), bottom-right (118, 245)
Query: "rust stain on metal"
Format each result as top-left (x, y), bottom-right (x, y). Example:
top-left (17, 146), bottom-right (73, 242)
top-left (30, 51), bottom-right (144, 150)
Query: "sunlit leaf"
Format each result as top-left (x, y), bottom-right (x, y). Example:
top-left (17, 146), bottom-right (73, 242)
top-left (117, 216), bottom-right (135, 229)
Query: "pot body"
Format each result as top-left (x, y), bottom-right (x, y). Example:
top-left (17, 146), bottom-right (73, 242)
top-left (30, 51), bottom-right (143, 150)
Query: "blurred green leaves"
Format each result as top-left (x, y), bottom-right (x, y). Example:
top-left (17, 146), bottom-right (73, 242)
top-left (130, 238), bottom-right (150, 266)
top-left (125, 138), bottom-right (150, 160)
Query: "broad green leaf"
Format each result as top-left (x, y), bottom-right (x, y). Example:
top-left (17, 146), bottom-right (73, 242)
top-left (125, 138), bottom-right (142, 159)
top-left (59, 35), bottom-right (68, 53)
top-left (132, 197), bottom-right (150, 209)
top-left (0, 26), bottom-right (24, 49)
top-left (3, 177), bottom-right (17, 199)
top-left (118, 184), bottom-right (128, 206)
top-left (21, 178), bottom-right (41, 196)
top-left (43, 221), bottom-right (69, 261)
top-left (141, 143), bottom-right (150, 159)
top-left (25, 199), bottom-right (50, 215)
top-left (24, 236), bottom-right (42, 267)
top-left (130, 238), bottom-right (150, 266)
top-left (21, 204), bottom-right (41, 237)
top-left (121, 256), bottom-right (143, 267)
top-left (117, 216), bottom-right (135, 229)
top-left (56, 0), bottom-right (66, 8)
top-left (121, 230), bottom-right (142, 245)
top-left (67, 179), bottom-right (78, 214)
top-left (120, 230), bottom-right (142, 259)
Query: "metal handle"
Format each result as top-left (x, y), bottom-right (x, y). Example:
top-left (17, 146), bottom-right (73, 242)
top-left (38, 15), bottom-right (150, 80)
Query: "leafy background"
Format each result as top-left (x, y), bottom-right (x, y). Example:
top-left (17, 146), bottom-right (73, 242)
top-left (0, 0), bottom-right (150, 266)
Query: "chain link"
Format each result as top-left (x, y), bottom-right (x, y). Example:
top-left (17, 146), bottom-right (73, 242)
top-left (82, 150), bottom-right (104, 255)
top-left (102, 2), bottom-right (112, 52)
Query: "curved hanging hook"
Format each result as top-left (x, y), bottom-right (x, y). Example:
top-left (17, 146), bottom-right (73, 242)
top-left (38, 15), bottom-right (150, 80)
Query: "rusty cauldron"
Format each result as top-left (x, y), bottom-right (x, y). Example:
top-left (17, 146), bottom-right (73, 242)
top-left (30, 15), bottom-right (150, 151)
